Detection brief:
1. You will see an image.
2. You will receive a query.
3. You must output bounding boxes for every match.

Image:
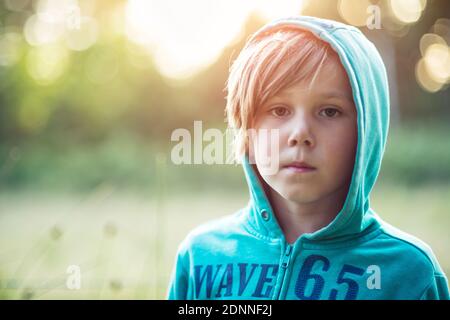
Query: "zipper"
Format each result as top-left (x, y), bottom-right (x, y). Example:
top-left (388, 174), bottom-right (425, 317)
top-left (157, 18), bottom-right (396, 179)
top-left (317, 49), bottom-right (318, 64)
top-left (281, 244), bottom-right (292, 269)
top-left (275, 243), bottom-right (293, 299)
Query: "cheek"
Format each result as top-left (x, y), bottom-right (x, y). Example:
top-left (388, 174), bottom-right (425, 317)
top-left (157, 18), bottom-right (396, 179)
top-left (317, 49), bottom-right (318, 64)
top-left (321, 126), bottom-right (357, 174)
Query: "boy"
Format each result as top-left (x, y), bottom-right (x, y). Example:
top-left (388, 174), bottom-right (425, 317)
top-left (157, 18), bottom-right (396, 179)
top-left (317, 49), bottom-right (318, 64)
top-left (167, 16), bottom-right (449, 299)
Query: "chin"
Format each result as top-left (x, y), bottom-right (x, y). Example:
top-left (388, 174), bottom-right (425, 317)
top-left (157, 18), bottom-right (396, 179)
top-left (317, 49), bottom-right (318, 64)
top-left (279, 187), bottom-right (320, 204)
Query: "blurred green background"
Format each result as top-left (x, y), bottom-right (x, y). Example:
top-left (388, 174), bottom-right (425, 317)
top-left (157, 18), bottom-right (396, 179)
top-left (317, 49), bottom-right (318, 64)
top-left (0, 0), bottom-right (449, 299)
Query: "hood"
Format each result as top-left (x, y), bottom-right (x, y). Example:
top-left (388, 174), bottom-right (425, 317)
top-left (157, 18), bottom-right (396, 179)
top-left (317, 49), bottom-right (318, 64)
top-left (241, 16), bottom-right (390, 242)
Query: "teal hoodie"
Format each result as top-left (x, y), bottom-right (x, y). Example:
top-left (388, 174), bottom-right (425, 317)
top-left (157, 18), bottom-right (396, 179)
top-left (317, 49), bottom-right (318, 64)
top-left (166, 16), bottom-right (449, 300)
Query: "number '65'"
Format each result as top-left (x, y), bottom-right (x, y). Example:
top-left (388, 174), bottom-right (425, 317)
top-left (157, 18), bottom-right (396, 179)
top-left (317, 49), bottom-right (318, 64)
top-left (295, 254), bottom-right (365, 300)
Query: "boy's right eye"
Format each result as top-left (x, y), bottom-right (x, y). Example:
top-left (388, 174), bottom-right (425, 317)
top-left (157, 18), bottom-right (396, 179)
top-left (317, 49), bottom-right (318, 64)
top-left (270, 106), bottom-right (290, 117)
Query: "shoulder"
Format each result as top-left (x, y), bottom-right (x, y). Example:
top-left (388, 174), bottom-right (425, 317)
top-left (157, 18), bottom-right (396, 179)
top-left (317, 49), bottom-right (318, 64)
top-left (176, 207), bottom-right (250, 256)
top-left (376, 218), bottom-right (445, 276)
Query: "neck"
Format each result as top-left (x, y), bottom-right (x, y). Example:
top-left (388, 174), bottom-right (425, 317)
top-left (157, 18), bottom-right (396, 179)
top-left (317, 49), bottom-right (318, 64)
top-left (267, 184), bottom-right (349, 244)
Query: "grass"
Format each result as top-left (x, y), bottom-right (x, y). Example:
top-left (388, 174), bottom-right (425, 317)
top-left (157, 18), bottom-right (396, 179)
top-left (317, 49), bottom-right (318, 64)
top-left (0, 181), bottom-right (449, 299)
top-left (0, 122), bottom-right (449, 298)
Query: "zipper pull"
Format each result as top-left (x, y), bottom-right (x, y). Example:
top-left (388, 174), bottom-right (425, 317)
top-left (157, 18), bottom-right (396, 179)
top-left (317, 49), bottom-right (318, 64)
top-left (281, 245), bottom-right (292, 269)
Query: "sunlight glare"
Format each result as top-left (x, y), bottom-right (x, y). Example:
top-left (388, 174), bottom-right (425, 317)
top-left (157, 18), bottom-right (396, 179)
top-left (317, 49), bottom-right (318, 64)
top-left (125, 0), bottom-right (304, 79)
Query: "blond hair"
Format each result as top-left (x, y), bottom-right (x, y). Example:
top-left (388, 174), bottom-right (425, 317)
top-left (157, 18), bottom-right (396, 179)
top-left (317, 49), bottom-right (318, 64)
top-left (225, 28), bottom-right (337, 160)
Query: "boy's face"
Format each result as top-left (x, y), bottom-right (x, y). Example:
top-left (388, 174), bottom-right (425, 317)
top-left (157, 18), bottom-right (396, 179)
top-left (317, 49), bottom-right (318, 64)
top-left (250, 56), bottom-right (357, 206)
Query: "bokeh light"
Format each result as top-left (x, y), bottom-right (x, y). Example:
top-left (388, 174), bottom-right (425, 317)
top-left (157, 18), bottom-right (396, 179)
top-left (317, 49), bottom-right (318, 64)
top-left (36, 0), bottom-right (79, 24)
top-left (23, 0), bottom-right (97, 52)
top-left (338, 0), bottom-right (372, 27)
top-left (0, 31), bottom-right (23, 66)
top-left (26, 44), bottom-right (70, 85)
top-left (432, 18), bottom-right (450, 43)
top-left (423, 43), bottom-right (450, 84)
top-left (64, 16), bottom-right (98, 51)
top-left (415, 58), bottom-right (444, 92)
top-left (419, 33), bottom-right (447, 56)
top-left (24, 14), bottom-right (65, 46)
top-left (389, 0), bottom-right (427, 24)
top-left (416, 24), bottom-right (450, 93)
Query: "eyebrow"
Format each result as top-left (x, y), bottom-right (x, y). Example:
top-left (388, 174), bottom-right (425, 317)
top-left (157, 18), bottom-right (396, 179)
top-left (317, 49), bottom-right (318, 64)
top-left (267, 89), bottom-right (354, 105)
top-left (319, 91), bottom-right (354, 104)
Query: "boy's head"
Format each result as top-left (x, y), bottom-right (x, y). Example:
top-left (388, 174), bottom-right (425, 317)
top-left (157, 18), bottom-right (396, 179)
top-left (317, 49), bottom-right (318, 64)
top-left (226, 28), bottom-right (357, 205)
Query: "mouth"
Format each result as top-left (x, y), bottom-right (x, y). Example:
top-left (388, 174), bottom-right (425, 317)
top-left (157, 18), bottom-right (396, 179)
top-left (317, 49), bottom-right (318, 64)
top-left (282, 161), bottom-right (317, 173)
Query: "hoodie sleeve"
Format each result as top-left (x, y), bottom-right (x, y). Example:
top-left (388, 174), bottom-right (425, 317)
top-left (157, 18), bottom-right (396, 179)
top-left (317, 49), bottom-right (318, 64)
top-left (420, 274), bottom-right (450, 300)
top-left (166, 241), bottom-right (191, 300)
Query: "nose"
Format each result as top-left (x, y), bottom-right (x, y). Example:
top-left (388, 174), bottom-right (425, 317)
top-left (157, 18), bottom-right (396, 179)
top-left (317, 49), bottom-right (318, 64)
top-left (287, 115), bottom-right (314, 148)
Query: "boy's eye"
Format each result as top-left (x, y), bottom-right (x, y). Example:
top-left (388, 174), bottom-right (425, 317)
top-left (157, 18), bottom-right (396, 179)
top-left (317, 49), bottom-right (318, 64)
top-left (319, 107), bottom-right (341, 118)
top-left (270, 106), bottom-right (290, 117)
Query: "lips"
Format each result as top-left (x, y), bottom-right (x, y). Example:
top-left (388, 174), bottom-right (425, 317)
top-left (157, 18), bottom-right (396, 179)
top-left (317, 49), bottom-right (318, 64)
top-left (283, 161), bottom-right (316, 173)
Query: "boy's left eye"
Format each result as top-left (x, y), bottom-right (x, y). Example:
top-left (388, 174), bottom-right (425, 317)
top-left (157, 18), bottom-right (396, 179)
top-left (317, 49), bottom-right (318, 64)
top-left (319, 107), bottom-right (341, 118)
